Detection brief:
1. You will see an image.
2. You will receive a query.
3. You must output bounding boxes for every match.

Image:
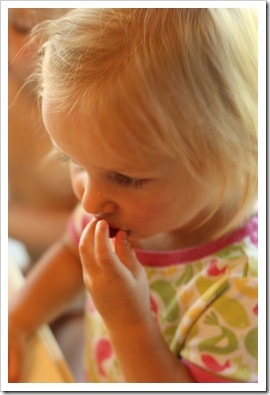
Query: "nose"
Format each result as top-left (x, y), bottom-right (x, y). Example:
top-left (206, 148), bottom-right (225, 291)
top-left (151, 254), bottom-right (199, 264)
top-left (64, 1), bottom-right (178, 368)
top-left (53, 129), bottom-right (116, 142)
top-left (78, 176), bottom-right (117, 217)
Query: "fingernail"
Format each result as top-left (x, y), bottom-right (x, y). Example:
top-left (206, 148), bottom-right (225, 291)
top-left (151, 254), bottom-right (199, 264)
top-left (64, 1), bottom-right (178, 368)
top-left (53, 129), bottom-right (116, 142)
top-left (96, 219), bottom-right (109, 235)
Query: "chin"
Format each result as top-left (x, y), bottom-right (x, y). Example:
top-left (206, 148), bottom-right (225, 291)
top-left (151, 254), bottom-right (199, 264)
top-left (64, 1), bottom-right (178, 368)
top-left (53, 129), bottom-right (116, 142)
top-left (126, 230), bottom-right (155, 249)
top-left (125, 231), bottom-right (141, 246)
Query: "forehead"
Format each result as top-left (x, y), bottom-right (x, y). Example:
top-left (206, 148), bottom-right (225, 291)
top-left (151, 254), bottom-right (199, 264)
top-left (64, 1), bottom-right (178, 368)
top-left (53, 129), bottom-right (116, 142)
top-left (42, 95), bottom-right (174, 175)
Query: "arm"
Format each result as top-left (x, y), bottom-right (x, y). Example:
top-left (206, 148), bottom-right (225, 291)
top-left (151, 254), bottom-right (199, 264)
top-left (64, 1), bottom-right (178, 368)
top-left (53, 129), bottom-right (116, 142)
top-left (9, 236), bottom-right (83, 335)
top-left (79, 219), bottom-right (195, 383)
top-left (8, 236), bottom-right (83, 382)
top-left (8, 202), bottom-right (75, 259)
top-left (108, 316), bottom-right (194, 382)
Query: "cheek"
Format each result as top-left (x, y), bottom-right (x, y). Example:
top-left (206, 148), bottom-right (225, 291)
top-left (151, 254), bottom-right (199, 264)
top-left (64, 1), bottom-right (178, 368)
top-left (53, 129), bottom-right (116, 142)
top-left (125, 186), bottom-right (195, 233)
top-left (125, 192), bottom-right (173, 227)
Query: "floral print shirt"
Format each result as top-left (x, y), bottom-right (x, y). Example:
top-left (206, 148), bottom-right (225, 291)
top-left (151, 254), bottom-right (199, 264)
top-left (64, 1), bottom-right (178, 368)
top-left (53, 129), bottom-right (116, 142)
top-left (68, 204), bottom-right (258, 383)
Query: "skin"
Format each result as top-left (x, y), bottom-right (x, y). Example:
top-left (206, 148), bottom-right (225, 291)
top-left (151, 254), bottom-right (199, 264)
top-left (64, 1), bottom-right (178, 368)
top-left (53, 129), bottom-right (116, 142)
top-left (8, 92), bottom-right (217, 382)
top-left (8, 9), bottom-right (77, 260)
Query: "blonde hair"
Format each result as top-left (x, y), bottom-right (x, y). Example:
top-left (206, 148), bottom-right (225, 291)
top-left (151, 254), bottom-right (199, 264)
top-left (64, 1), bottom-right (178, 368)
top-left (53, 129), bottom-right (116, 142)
top-left (32, 8), bottom-right (258, 237)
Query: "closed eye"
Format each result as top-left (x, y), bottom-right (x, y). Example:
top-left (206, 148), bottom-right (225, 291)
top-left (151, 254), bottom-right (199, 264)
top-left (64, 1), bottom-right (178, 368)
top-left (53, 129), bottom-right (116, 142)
top-left (109, 172), bottom-right (147, 188)
top-left (52, 146), bottom-right (147, 188)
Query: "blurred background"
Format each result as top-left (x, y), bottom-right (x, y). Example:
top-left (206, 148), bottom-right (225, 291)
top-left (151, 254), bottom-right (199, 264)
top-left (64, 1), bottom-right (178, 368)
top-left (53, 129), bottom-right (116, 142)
top-left (8, 8), bottom-right (84, 382)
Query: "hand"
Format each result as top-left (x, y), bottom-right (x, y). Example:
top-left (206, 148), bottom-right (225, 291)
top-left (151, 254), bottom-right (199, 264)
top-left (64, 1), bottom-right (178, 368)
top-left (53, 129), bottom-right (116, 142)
top-left (79, 219), bottom-right (151, 330)
top-left (79, 220), bottom-right (195, 383)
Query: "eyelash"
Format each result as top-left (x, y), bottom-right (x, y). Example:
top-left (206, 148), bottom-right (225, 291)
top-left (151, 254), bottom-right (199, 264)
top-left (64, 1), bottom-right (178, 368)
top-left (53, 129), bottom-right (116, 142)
top-left (55, 152), bottom-right (69, 163)
top-left (55, 152), bottom-right (79, 166)
top-left (111, 173), bottom-right (146, 189)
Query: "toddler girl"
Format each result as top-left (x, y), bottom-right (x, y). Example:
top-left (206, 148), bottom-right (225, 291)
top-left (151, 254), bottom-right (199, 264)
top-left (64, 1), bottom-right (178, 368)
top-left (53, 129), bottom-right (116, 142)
top-left (9, 8), bottom-right (258, 383)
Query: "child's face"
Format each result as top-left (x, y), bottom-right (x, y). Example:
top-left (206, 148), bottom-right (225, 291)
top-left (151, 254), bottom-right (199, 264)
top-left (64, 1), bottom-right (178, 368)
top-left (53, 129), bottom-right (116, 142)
top-left (42, 96), bottom-right (213, 247)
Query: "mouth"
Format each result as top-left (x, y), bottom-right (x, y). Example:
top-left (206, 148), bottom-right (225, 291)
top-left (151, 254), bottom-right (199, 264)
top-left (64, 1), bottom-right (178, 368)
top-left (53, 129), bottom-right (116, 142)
top-left (108, 226), bottom-right (120, 238)
top-left (108, 225), bottom-right (131, 239)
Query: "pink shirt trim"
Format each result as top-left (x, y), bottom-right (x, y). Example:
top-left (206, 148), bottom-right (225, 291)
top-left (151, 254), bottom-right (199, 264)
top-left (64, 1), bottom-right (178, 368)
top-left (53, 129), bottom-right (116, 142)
top-left (68, 210), bottom-right (257, 268)
top-left (135, 215), bottom-right (257, 267)
top-left (182, 359), bottom-right (238, 383)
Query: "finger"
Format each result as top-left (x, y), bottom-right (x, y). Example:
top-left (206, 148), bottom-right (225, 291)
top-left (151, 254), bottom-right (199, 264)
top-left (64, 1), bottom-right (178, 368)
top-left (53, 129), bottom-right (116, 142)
top-left (94, 220), bottom-right (119, 274)
top-left (79, 218), bottom-right (99, 275)
top-left (115, 229), bottom-right (141, 274)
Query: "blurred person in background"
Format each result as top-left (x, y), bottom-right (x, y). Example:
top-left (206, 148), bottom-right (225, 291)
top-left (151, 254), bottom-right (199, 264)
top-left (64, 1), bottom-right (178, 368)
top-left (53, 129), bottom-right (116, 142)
top-left (8, 8), bottom-right (78, 267)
